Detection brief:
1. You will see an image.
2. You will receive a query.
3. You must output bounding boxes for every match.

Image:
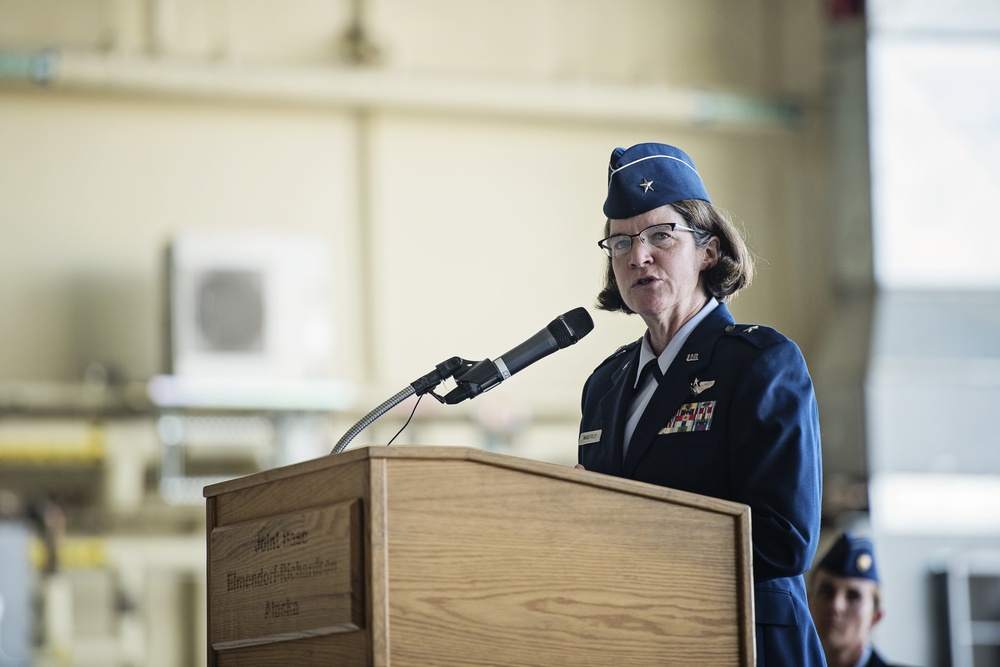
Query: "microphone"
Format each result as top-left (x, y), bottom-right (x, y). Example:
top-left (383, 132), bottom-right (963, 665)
top-left (442, 307), bottom-right (594, 405)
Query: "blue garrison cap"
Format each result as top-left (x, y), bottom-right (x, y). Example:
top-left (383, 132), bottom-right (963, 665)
top-left (603, 143), bottom-right (711, 219)
top-left (817, 532), bottom-right (880, 583)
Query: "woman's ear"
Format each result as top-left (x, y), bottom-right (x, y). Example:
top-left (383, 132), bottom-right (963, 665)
top-left (703, 236), bottom-right (721, 269)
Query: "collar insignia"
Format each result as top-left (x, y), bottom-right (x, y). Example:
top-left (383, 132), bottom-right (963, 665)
top-left (686, 353), bottom-right (699, 362)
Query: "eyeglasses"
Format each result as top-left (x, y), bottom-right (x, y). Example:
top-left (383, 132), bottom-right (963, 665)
top-left (597, 223), bottom-right (700, 258)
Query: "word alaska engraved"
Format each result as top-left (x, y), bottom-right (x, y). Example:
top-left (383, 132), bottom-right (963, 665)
top-left (209, 500), bottom-right (363, 650)
top-left (264, 597), bottom-right (299, 619)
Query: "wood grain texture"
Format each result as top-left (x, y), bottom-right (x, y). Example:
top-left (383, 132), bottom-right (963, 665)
top-left (205, 446), bottom-right (754, 666)
top-left (215, 631), bottom-right (369, 667)
top-left (368, 457), bottom-right (390, 667)
top-left (207, 495), bottom-right (218, 667)
top-left (383, 457), bottom-right (744, 666)
top-left (207, 455), bottom-right (372, 665)
top-left (209, 501), bottom-right (362, 650)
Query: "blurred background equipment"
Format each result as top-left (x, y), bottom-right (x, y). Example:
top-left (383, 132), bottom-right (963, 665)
top-left (0, 519), bottom-right (32, 667)
top-left (166, 231), bottom-right (335, 380)
top-left (153, 230), bottom-right (355, 504)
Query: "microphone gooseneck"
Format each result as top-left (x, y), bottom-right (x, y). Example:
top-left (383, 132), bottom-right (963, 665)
top-left (330, 307), bottom-right (594, 454)
top-left (330, 356), bottom-right (468, 455)
top-left (330, 385), bottom-right (416, 454)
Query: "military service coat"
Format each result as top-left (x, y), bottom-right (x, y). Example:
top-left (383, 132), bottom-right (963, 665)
top-left (578, 302), bottom-right (826, 667)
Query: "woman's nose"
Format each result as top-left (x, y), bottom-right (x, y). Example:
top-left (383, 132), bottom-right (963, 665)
top-left (629, 236), bottom-right (654, 264)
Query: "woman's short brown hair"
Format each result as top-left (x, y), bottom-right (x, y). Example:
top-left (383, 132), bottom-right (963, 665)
top-left (596, 199), bottom-right (756, 313)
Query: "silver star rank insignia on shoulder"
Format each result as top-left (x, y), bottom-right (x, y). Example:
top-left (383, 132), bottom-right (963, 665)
top-left (690, 378), bottom-right (715, 396)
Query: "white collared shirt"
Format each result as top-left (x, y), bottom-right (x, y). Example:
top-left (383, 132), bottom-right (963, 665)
top-left (623, 297), bottom-right (719, 456)
top-left (852, 645), bottom-right (874, 667)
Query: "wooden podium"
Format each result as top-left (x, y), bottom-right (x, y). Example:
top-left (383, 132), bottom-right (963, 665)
top-left (204, 445), bottom-right (755, 666)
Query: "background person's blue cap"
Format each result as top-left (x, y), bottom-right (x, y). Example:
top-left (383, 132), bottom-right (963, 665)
top-left (603, 143), bottom-right (711, 219)
top-left (817, 531), bottom-right (880, 583)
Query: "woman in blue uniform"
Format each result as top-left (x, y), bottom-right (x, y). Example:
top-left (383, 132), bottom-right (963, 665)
top-left (578, 142), bottom-right (826, 666)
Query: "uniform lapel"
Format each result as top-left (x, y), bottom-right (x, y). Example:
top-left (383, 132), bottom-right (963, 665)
top-left (596, 344), bottom-right (640, 477)
top-left (621, 304), bottom-right (735, 477)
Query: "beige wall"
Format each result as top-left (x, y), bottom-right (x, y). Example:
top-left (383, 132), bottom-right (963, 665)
top-left (0, 0), bottom-right (834, 429)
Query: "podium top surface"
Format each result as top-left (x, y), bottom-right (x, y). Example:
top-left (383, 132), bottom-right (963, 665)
top-left (203, 445), bottom-right (747, 518)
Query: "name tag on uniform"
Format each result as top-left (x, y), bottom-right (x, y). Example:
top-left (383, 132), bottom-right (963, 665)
top-left (579, 430), bottom-right (602, 445)
top-left (659, 401), bottom-right (716, 434)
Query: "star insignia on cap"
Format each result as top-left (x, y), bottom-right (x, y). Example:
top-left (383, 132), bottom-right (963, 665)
top-left (639, 178), bottom-right (654, 193)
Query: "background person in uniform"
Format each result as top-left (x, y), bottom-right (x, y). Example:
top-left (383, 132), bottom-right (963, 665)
top-left (577, 142), bottom-right (826, 666)
top-left (809, 531), bottom-right (906, 667)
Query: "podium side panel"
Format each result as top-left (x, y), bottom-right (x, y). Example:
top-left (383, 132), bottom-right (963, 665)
top-left (738, 518), bottom-right (754, 667)
top-left (207, 496), bottom-right (217, 667)
top-left (207, 457), bottom-right (373, 666)
top-left (214, 632), bottom-right (369, 667)
top-left (211, 458), bottom-right (369, 525)
top-left (369, 457), bottom-right (390, 667)
top-left (209, 500), bottom-right (363, 650)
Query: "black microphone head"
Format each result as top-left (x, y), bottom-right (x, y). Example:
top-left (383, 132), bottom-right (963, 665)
top-left (548, 307), bottom-right (594, 348)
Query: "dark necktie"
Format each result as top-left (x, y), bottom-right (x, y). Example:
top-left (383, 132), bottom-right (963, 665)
top-left (641, 358), bottom-right (663, 384)
top-left (632, 359), bottom-right (663, 399)
top-left (623, 359), bottom-right (664, 460)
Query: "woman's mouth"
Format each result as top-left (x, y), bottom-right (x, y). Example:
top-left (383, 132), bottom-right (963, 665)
top-left (632, 276), bottom-right (656, 287)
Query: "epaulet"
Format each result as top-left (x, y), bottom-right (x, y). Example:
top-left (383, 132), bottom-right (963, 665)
top-left (594, 339), bottom-right (639, 371)
top-left (723, 323), bottom-right (784, 348)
